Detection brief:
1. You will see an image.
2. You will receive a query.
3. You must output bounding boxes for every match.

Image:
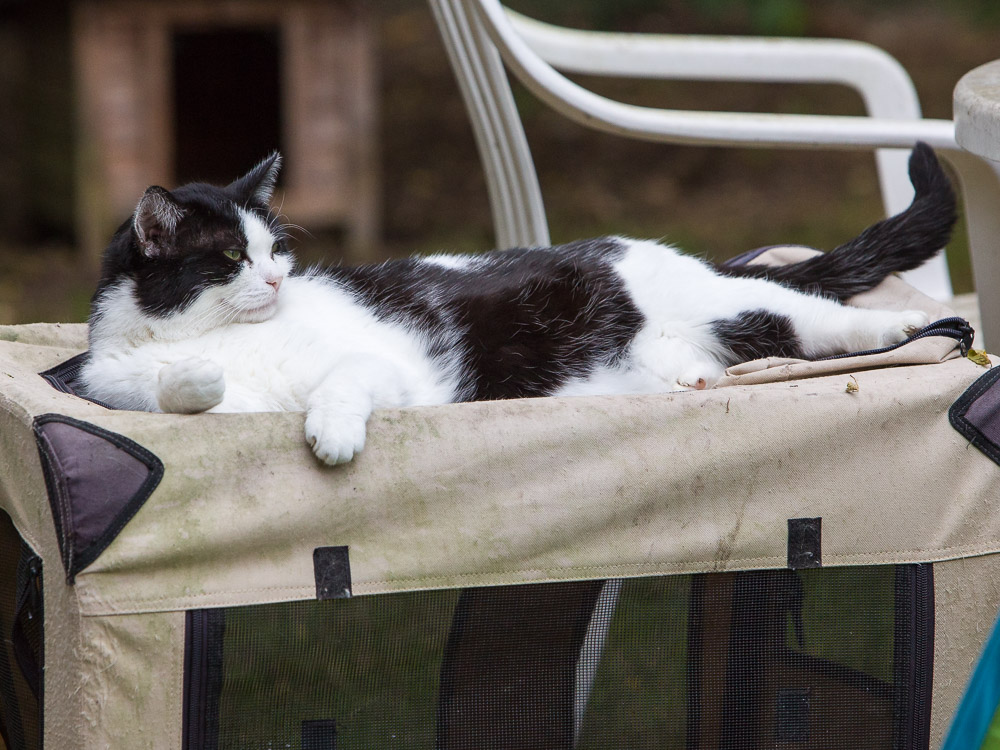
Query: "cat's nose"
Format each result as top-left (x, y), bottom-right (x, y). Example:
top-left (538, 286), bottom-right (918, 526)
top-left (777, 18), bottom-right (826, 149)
top-left (267, 277), bottom-right (282, 292)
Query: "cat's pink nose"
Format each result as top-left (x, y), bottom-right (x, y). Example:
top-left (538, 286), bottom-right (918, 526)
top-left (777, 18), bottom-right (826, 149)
top-left (267, 277), bottom-right (282, 292)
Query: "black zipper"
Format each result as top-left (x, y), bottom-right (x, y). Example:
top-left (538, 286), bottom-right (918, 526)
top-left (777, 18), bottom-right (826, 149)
top-left (910, 565), bottom-right (934, 750)
top-left (39, 352), bottom-right (88, 395)
top-left (38, 352), bottom-right (116, 409)
top-left (182, 609), bottom-right (224, 750)
top-left (895, 564), bottom-right (934, 750)
top-left (819, 316), bottom-right (974, 362)
top-left (182, 610), bottom-right (209, 750)
top-left (12, 549), bottom-right (43, 700)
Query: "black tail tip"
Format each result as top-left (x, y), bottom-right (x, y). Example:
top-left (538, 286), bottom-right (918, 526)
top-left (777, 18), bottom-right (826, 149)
top-left (905, 141), bottom-right (958, 250)
top-left (908, 141), bottom-right (952, 198)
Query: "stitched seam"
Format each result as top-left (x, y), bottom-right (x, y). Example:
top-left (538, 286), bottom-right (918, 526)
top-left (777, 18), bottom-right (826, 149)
top-left (78, 537), bottom-right (1000, 614)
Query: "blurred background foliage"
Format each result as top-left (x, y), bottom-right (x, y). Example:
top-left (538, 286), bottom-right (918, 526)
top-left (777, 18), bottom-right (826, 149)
top-left (1, 0), bottom-right (998, 324)
top-left (511, 0), bottom-right (1000, 33)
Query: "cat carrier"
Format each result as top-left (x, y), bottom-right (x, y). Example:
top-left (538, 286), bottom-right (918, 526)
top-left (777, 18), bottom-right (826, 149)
top-left (1, 251), bottom-right (999, 750)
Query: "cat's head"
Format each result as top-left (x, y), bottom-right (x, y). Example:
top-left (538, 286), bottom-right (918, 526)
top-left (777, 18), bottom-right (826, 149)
top-left (91, 153), bottom-right (295, 341)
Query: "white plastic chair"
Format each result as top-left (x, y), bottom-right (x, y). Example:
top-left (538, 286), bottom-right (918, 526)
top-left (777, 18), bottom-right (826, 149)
top-left (428, 0), bottom-right (1000, 349)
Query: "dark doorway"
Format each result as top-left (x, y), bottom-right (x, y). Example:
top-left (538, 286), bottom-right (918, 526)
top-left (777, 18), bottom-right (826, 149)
top-left (172, 28), bottom-right (282, 186)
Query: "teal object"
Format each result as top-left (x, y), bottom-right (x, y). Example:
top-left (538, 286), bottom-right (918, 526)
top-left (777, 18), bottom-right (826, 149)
top-left (942, 610), bottom-right (1000, 750)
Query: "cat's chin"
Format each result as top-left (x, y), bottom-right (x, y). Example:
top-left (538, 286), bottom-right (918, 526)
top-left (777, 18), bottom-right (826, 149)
top-left (233, 298), bottom-right (279, 324)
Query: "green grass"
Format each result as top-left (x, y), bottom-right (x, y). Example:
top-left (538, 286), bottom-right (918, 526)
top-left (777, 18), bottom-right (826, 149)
top-left (577, 577), bottom-right (690, 750)
top-left (982, 708), bottom-right (1000, 750)
top-left (218, 591), bottom-right (460, 750)
top-left (795, 566), bottom-right (896, 682)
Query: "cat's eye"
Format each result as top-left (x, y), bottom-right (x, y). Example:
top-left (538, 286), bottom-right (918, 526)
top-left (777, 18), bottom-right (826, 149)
top-left (270, 242), bottom-right (279, 257)
top-left (222, 248), bottom-right (242, 261)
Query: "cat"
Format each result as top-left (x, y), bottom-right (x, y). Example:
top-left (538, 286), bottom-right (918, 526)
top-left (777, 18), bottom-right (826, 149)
top-left (79, 142), bottom-right (956, 465)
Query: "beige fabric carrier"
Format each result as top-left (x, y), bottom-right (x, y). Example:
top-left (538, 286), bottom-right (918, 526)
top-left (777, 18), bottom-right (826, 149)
top-left (1, 248), bottom-right (998, 750)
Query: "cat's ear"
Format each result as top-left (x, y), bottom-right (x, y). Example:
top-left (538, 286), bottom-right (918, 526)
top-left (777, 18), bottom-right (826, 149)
top-left (133, 186), bottom-right (185, 258)
top-left (227, 152), bottom-right (282, 208)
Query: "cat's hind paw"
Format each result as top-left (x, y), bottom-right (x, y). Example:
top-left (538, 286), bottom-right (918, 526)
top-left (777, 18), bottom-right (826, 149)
top-left (676, 368), bottom-right (720, 391)
top-left (877, 309), bottom-right (929, 347)
top-left (157, 358), bottom-right (225, 413)
top-left (304, 410), bottom-right (367, 465)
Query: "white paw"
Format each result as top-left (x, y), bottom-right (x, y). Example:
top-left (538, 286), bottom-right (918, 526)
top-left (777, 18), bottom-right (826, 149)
top-left (676, 365), bottom-right (722, 391)
top-left (157, 358), bottom-right (225, 413)
top-left (878, 309), bottom-right (929, 347)
top-left (304, 410), bottom-right (367, 465)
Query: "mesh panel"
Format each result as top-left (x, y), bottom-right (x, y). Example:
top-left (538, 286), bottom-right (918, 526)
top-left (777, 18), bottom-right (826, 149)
top-left (0, 510), bottom-right (42, 750)
top-left (187, 590), bottom-right (462, 750)
top-left (185, 566), bottom-right (931, 750)
top-left (684, 568), bottom-right (918, 750)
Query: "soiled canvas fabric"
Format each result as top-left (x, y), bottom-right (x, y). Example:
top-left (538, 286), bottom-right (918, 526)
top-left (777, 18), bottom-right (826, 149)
top-left (1, 256), bottom-right (998, 749)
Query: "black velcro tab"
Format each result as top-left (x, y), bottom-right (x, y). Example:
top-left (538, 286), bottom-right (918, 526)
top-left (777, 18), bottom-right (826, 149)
top-left (775, 688), bottom-right (811, 743)
top-left (788, 518), bottom-right (822, 569)
top-left (313, 546), bottom-right (352, 599)
top-left (302, 719), bottom-right (337, 750)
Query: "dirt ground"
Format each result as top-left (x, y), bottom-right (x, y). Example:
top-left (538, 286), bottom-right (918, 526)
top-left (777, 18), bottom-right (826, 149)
top-left (2, 0), bottom-right (997, 324)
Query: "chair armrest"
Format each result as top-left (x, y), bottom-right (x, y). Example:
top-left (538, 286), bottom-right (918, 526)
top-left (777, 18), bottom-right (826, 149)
top-left (476, 1), bottom-right (955, 151)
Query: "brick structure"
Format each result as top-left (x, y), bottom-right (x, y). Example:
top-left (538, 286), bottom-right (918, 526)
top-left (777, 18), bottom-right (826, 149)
top-left (72, 0), bottom-right (378, 264)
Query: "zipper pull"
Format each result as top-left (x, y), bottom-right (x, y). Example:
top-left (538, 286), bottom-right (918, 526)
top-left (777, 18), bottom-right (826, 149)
top-left (957, 320), bottom-right (975, 357)
top-left (25, 557), bottom-right (41, 620)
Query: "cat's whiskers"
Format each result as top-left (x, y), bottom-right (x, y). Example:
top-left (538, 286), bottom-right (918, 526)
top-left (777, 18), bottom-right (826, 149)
top-left (182, 300), bottom-right (230, 334)
top-left (178, 281), bottom-right (266, 333)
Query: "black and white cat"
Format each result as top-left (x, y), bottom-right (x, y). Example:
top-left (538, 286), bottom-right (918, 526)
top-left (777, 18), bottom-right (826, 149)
top-left (80, 143), bottom-right (956, 464)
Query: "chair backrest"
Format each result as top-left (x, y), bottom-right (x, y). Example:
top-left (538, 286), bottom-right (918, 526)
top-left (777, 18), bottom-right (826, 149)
top-left (428, 0), bottom-right (957, 300)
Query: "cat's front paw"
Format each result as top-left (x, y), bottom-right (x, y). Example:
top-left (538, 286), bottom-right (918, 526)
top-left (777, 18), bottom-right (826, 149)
top-left (157, 358), bottom-right (225, 413)
top-left (304, 410), bottom-right (367, 465)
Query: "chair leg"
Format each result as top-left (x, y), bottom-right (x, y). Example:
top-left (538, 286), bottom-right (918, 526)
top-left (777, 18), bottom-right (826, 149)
top-left (944, 150), bottom-right (1000, 351)
top-left (437, 580), bottom-right (605, 750)
top-left (427, 0), bottom-right (550, 250)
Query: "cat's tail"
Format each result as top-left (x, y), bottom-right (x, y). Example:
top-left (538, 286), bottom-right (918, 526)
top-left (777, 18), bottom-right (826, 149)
top-left (717, 142), bottom-right (957, 302)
